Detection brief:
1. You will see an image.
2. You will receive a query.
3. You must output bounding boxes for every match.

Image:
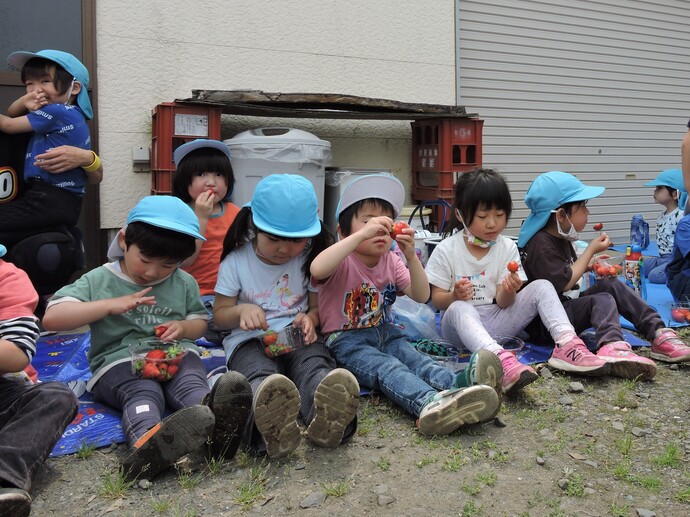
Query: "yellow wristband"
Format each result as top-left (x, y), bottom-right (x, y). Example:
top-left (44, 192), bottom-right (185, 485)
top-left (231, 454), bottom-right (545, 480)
top-left (83, 151), bottom-right (101, 173)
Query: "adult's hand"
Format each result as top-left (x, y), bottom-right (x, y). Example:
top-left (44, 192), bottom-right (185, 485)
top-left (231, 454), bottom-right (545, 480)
top-left (34, 146), bottom-right (103, 184)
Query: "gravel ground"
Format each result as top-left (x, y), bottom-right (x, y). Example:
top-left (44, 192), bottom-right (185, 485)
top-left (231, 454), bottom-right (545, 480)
top-left (30, 340), bottom-right (690, 517)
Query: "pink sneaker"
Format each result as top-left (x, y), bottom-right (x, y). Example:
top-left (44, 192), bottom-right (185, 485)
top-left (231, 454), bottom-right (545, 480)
top-left (596, 341), bottom-right (656, 381)
top-left (498, 350), bottom-right (538, 396)
top-left (547, 337), bottom-right (610, 376)
top-left (650, 330), bottom-right (690, 363)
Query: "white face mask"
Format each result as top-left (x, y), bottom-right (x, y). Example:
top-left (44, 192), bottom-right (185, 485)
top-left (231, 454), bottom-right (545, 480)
top-left (555, 212), bottom-right (579, 241)
top-left (464, 228), bottom-right (496, 248)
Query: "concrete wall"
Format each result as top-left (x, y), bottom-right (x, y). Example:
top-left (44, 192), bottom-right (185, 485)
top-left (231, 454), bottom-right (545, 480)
top-left (96, 1), bottom-right (457, 228)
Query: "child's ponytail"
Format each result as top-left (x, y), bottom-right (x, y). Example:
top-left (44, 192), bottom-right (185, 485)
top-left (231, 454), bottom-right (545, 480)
top-left (220, 207), bottom-right (253, 261)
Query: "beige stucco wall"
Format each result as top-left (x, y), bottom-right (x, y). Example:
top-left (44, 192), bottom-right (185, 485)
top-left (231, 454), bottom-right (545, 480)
top-left (96, 0), bottom-right (456, 228)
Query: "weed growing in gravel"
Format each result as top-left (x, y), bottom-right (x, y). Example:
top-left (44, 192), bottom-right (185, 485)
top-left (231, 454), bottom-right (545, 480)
top-left (99, 469), bottom-right (133, 498)
top-left (461, 482), bottom-right (481, 496)
top-left (609, 500), bottom-right (631, 517)
top-left (206, 456), bottom-right (225, 475)
top-left (563, 473), bottom-right (585, 497)
top-left (475, 471), bottom-right (497, 486)
top-left (674, 485), bottom-right (690, 503)
top-left (611, 460), bottom-right (631, 481)
top-left (235, 450), bottom-right (253, 469)
top-left (652, 442), bottom-right (681, 467)
top-left (356, 401), bottom-right (376, 437)
top-left (460, 500), bottom-right (479, 516)
top-left (614, 434), bottom-right (633, 456)
top-left (177, 469), bottom-right (204, 489)
top-left (375, 456), bottom-right (390, 471)
top-left (321, 477), bottom-right (352, 497)
top-left (235, 464), bottom-right (269, 510)
top-left (414, 455), bottom-right (438, 468)
top-left (75, 441), bottom-right (97, 459)
top-left (149, 495), bottom-right (173, 514)
top-left (633, 474), bottom-right (662, 492)
top-left (442, 451), bottom-right (467, 472)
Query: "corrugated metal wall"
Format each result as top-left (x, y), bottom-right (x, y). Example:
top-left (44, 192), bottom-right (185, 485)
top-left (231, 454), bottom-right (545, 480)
top-left (456, 0), bottom-right (690, 244)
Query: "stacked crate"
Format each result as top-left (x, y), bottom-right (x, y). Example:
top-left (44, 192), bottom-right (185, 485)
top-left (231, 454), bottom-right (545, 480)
top-left (411, 118), bottom-right (484, 229)
top-left (150, 102), bottom-right (222, 194)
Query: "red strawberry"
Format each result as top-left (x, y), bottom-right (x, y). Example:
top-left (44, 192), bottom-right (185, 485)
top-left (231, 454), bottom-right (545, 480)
top-left (507, 261), bottom-right (519, 273)
top-left (153, 325), bottom-right (166, 337)
top-left (167, 365), bottom-right (179, 377)
top-left (146, 349), bottom-right (167, 360)
top-left (262, 332), bottom-right (278, 346)
top-left (593, 223), bottom-right (604, 231)
top-left (671, 308), bottom-right (686, 323)
top-left (390, 221), bottom-right (410, 239)
top-left (142, 362), bottom-right (159, 379)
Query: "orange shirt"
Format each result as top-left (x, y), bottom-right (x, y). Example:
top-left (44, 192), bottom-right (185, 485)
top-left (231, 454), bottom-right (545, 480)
top-left (182, 202), bottom-right (240, 295)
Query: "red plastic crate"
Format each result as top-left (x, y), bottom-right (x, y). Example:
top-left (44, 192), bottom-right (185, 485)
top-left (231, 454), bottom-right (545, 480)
top-left (151, 169), bottom-right (173, 195)
top-left (411, 118), bottom-right (483, 173)
top-left (151, 102), bottom-right (222, 173)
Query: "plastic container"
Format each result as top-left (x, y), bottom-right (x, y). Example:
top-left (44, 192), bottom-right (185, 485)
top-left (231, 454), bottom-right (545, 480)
top-left (261, 325), bottom-right (305, 357)
top-left (670, 302), bottom-right (690, 323)
top-left (129, 339), bottom-right (188, 381)
top-left (414, 340), bottom-right (466, 372)
top-left (494, 336), bottom-right (525, 357)
top-left (323, 167), bottom-right (391, 233)
top-left (630, 214), bottom-right (649, 249)
top-left (225, 128), bottom-right (332, 213)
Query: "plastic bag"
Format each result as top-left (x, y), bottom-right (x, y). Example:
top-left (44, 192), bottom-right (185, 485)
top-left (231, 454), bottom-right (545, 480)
top-left (393, 296), bottom-right (442, 341)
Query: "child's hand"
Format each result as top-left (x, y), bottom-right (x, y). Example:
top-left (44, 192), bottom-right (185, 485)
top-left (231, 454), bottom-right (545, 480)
top-left (293, 312), bottom-right (317, 344)
top-left (453, 278), bottom-right (474, 301)
top-left (22, 91), bottom-right (49, 112)
top-left (194, 189), bottom-right (216, 220)
top-left (239, 304), bottom-right (268, 331)
top-left (501, 271), bottom-right (523, 294)
top-left (358, 216), bottom-right (394, 241)
top-left (586, 233), bottom-right (611, 255)
top-left (392, 225), bottom-right (417, 261)
top-left (110, 287), bottom-right (156, 315)
top-left (153, 321), bottom-right (183, 341)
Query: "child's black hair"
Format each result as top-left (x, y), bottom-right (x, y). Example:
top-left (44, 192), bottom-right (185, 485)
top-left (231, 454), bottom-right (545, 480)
top-left (445, 168), bottom-right (513, 237)
top-left (558, 199), bottom-right (588, 217)
top-left (221, 207), bottom-right (334, 280)
top-left (338, 199), bottom-right (395, 237)
top-left (124, 222), bottom-right (196, 263)
top-left (172, 147), bottom-right (235, 203)
top-left (21, 57), bottom-right (74, 96)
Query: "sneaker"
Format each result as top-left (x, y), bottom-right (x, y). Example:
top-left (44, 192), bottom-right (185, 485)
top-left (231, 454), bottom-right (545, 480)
top-left (0, 488), bottom-right (31, 517)
top-left (547, 337), bottom-right (610, 376)
top-left (596, 341), bottom-right (657, 380)
top-left (205, 371), bottom-right (253, 460)
top-left (306, 368), bottom-right (360, 448)
top-left (121, 405), bottom-right (215, 481)
top-left (499, 350), bottom-right (539, 395)
top-left (417, 385), bottom-right (500, 436)
top-left (254, 374), bottom-right (301, 458)
top-left (454, 349), bottom-right (504, 392)
top-left (650, 329), bottom-right (690, 363)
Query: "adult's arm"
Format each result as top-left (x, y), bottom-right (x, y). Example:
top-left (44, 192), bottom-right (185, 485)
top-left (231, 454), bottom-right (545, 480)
top-left (34, 146), bottom-right (103, 184)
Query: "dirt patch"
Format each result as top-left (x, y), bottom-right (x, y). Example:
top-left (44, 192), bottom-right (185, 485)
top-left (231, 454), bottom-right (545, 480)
top-left (31, 346), bottom-right (690, 517)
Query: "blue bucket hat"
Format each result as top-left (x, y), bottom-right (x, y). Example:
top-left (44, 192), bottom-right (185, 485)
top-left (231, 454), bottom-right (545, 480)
top-left (173, 139), bottom-right (231, 167)
top-left (518, 171), bottom-right (605, 248)
top-left (0, 244), bottom-right (6, 258)
top-left (7, 49), bottom-right (93, 119)
top-left (643, 168), bottom-right (687, 210)
top-left (246, 174), bottom-right (321, 238)
top-left (335, 174), bottom-right (405, 221)
top-left (127, 195), bottom-right (206, 241)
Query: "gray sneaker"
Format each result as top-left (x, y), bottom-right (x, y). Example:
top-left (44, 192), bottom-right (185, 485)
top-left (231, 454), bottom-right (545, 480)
top-left (122, 405), bottom-right (215, 481)
top-left (306, 368), bottom-right (360, 448)
top-left (206, 371), bottom-right (252, 460)
top-left (254, 374), bottom-right (301, 458)
top-left (417, 385), bottom-right (500, 436)
top-left (454, 349), bottom-right (504, 392)
top-left (0, 488), bottom-right (31, 517)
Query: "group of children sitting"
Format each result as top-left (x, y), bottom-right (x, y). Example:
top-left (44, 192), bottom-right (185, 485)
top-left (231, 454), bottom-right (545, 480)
top-left (2, 49), bottom-right (690, 517)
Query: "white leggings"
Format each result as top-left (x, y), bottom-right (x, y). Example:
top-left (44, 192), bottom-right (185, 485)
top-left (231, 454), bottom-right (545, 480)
top-left (441, 279), bottom-right (576, 354)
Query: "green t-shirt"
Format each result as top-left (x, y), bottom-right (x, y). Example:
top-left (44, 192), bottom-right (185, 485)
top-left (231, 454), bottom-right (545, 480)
top-left (50, 262), bottom-right (206, 387)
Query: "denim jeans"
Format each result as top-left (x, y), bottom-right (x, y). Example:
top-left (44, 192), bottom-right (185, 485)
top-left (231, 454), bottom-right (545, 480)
top-left (327, 323), bottom-right (455, 417)
top-left (0, 378), bottom-right (78, 491)
top-left (92, 353), bottom-right (210, 444)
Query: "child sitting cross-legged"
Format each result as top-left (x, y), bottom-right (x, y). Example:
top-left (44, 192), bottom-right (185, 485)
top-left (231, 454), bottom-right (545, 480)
top-left (43, 196), bottom-right (252, 480)
top-left (310, 174), bottom-right (503, 436)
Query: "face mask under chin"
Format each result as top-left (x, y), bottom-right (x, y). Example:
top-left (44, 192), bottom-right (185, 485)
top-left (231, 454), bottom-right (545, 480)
top-left (556, 214), bottom-right (579, 242)
top-left (464, 228), bottom-right (496, 248)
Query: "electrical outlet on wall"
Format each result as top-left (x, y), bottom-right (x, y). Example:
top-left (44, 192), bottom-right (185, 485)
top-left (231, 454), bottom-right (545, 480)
top-left (132, 146), bottom-right (150, 172)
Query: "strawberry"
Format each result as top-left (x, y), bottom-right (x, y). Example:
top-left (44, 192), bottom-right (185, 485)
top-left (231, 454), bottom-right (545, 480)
top-left (167, 365), bottom-right (179, 377)
top-left (166, 345), bottom-right (184, 360)
top-left (390, 221), bottom-right (410, 239)
top-left (153, 325), bottom-right (166, 337)
top-left (142, 362), bottom-right (159, 379)
top-left (593, 223), bottom-right (604, 231)
top-left (671, 308), bottom-right (687, 323)
top-left (146, 349), bottom-right (167, 361)
top-left (507, 261), bottom-right (519, 273)
top-left (262, 332), bottom-right (278, 346)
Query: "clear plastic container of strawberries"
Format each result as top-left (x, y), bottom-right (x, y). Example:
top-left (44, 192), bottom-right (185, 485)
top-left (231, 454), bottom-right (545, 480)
top-left (591, 257), bottom-right (623, 280)
top-left (261, 325), bottom-right (305, 358)
top-left (129, 338), bottom-right (188, 381)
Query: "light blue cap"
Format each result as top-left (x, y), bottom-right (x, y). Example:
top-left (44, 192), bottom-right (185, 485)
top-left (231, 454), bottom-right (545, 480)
top-left (0, 244), bottom-right (6, 258)
top-left (246, 174), bottom-right (321, 238)
top-left (335, 174), bottom-right (405, 220)
top-left (128, 195), bottom-right (205, 241)
top-left (643, 168), bottom-right (687, 209)
top-left (518, 171), bottom-right (605, 248)
top-left (8, 49), bottom-right (93, 119)
top-left (173, 139), bottom-right (231, 167)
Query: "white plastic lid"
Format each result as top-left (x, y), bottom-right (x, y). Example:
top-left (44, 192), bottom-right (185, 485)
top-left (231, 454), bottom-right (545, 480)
top-left (224, 127), bottom-right (331, 147)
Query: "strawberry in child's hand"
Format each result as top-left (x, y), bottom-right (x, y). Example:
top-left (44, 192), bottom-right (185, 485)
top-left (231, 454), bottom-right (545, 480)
top-left (262, 332), bottom-right (278, 345)
top-left (207, 189), bottom-right (214, 197)
top-left (593, 223), bottom-right (604, 231)
top-left (390, 221), bottom-right (410, 239)
top-left (507, 261), bottom-right (519, 273)
top-left (153, 325), bottom-right (166, 338)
